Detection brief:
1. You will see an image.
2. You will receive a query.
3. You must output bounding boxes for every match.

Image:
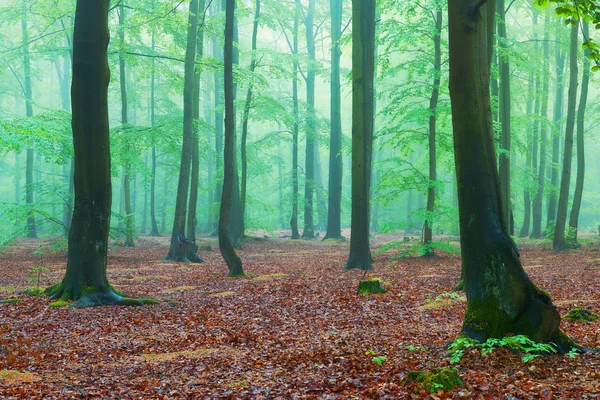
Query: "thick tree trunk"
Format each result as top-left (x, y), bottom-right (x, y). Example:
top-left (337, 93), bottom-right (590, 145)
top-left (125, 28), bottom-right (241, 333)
top-left (324, 0), bottom-right (343, 240)
top-left (46, 0), bottom-right (147, 307)
top-left (448, 0), bottom-right (570, 348)
top-left (497, 0), bottom-right (511, 233)
top-left (240, 0), bottom-right (261, 240)
top-left (22, 8), bottom-right (37, 239)
top-left (554, 25), bottom-right (579, 251)
top-left (423, 8), bottom-right (442, 257)
top-left (165, 0), bottom-right (203, 262)
top-left (568, 21), bottom-right (589, 245)
top-left (344, 0), bottom-right (375, 271)
top-left (220, 0), bottom-right (244, 276)
top-left (302, 0), bottom-right (316, 239)
top-left (290, 5), bottom-right (300, 239)
top-left (547, 47), bottom-right (565, 231)
top-left (531, 18), bottom-right (550, 239)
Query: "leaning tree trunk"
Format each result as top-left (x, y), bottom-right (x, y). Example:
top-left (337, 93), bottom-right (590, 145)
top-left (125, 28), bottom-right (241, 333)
top-left (46, 0), bottom-right (148, 307)
top-left (22, 7), bottom-right (37, 239)
top-left (531, 17), bottom-right (550, 239)
top-left (302, 0), bottom-right (316, 239)
top-left (220, 0), bottom-right (244, 276)
top-left (290, 4), bottom-right (300, 239)
top-left (568, 21), bottom-right (589, 245)
top-left (448, 0), bottom-right (571, 349)
top-left (554, 24), bottom-right (579, 251)
top-left (344, 0), bottom-right (375, 271)
top-left (324, 0), bottom-right (343, 240)
top-left (423, 8), bottom-right (442, 257)
top-left (165, 0), bottom-right (203, 263)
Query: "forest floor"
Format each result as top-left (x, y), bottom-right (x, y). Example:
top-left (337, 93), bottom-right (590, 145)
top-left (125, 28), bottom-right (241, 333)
top-left (1, 234), bottom-right (600, 398)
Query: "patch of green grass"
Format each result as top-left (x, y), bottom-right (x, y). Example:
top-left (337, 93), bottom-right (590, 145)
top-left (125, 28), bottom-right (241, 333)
top-left (25, 287), bottom-right (45, 297)
top-left (49, 300), bottom-right (70, 308)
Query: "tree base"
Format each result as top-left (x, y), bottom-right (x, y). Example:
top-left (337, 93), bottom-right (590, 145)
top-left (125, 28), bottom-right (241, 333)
top-left (45, 282), bottom-right (158, 308)
top-left (357, 278), bottom-right (387, 295)
top-left (165, 238), bottom-right (204, 263)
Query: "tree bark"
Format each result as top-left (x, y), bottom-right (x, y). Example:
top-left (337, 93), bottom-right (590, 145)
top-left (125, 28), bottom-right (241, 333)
top-left (220, 0), bottom-right (244, 276)
top-left (497, 0), bottom-right (511, 233)
top-left (290, 4), bottom-right (300, 239)
top-left (324, 0), bottom-right (344, 240)
top-left (149, 31), bottom-right (160, 237)
top-left (212, 0), bottom-right (224, 236)
top-left (568, 21), bottom-right (589, 245)
top-left (423, 8), bottom-right (442, 257)
top-left (554, 24), bottom-right (578, 251)
top-left (344, 0), bottom-right (375, 271)
top-left (448, 0), bottom-right (570, 348)
top-left (547, 47), bottom-right (565, 231)
top-left (165, 0), bottom-right (203, 262)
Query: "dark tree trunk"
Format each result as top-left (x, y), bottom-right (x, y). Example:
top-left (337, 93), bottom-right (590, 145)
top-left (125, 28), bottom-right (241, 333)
top-left (302, 0), bottom-right (316, 239)
top-left (531, 18), bottom-right (550, 239)
top-left (547, 47), bottom-right (565, 231)
top-left (290, 5), bottom-right (300, 239)
top-left (344, 0), bottom-right (375, 271)
top-left (240, 0), bottom-right (261, 239)
top-left (568, 21), bottom-right (589, 245)
top-left (165, 0), bottom-right (203, 263)
top-left (212, 1), bottom-right (224, 236)
top-left (220, 0), bottom-right (244, 276)
top-left (46, 0), bottom-right (146, 306)
top-left (423, 8), bottom-right (442, 257)
top-left (324, 0), bottom-right (343, 240)
top-left (187, 0), bottom-right (206, 248)
top-left (22, 7), bottom-right (37, 239)
top-left (448, 0), bottom-right (570, 349)
top-left (497, 0), bottom-right (511, 233)
top-left (554, 24), bottom-right (579, 251)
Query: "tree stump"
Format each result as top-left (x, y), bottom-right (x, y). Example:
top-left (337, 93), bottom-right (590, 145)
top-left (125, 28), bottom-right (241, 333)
top-left (357, 278), bottom-right (387, 295)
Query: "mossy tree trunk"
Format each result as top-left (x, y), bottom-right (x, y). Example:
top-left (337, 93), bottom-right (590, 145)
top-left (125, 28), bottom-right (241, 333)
top-left (568, 21), bottom-right (589, 245)
top-left (165, 0), bottom-right (203, 263)
top-left (448, 0), bottom-right (569, 348)
top-left (46, 0), bottom-right (141, 306)
top-left (423, 8), bottom-right (442, 257)
top-left (553, 24), bottom-right (578, 251)
top-left (344, 0), bottom-right (375, 271)
top-left (323, 0), bottom-right (343, 240)
top-left (220, 0), bottom-right (244, 277)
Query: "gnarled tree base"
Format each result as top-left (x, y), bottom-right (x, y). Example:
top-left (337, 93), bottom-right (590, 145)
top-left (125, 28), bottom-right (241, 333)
top-left (45, 281), bottom-right (158, 308)
top-left (165, 239), bottom-right (204, 263)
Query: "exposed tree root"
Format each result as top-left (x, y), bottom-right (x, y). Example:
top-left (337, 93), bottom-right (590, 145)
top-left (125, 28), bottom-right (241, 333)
top-left (45, 282), bottom-right (158, 308)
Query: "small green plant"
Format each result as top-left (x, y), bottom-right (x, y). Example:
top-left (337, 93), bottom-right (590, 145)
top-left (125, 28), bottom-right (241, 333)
top-left (371, 355), bottom-right (387, 365)
top-left (426, 291), bottom-right (463, 303)
top-left (448, 335), bottom-right (557, 364)
top-left (566, 348), bottom-right (580, 359)
top-left (405, 345), bottom-right (427, 352)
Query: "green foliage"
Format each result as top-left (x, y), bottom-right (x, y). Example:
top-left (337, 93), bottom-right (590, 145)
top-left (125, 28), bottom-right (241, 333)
top-left (449, 335), bottom-right (558, 364)
top-left (402, 368), bottom-right (462, 393)
top-left (365, 350), bottom-right (387, 365)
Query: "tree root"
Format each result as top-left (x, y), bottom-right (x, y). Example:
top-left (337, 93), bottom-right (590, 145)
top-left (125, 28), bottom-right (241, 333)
top-left (45, 282), bottom-right (158, 308)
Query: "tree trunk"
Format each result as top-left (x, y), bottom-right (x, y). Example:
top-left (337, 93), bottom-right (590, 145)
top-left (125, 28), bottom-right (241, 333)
top-left (531, 18), bottom-right (550, 239)
top-left (148, 31), bottom-right (161, 237)
top-left (212, 2), bottom-right (224, 236)
top-left (553, 24), bottom-right (579, 251)
top-left (187, 0), bottom-right (206, 248)
top-left (520, 70), bottom-right (534, 238)
top-left (344, 0), bottom-right (375, 271)
top-left (314, 141), bottom-right (328, 232)
top-left (497, 0), bottom-right (511, 233)
top-left (547, 47), bottom-right (565, 231)
top-left (302, 0), bottom-right (316, 239)
top-left (220, 0), bottom-right (244, 276)
top-left (290, 5), bottom-right (300, 239)
top-left (568, 21), bottom-right (589, 245)
top-left (324, 0), bottom-right (343, 240)
top-left (46, 0), bottom-right (146, 306)
top-left (448, 0), bottom-right (570, 349)
top-left (165, 0), bottom-right (203, 263)
top-left (423, 8), bottom-right (442, 257)
top-left (22, 7), bottom-right (37, 239)
top-left (240, 0), bottom-right (261, 240)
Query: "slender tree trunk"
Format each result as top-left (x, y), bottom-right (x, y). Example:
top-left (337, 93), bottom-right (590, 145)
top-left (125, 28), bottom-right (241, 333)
top-left (166, 0), bottom-right (203, 262)
top-left (423, 8), bottom-right (442, 256)
top-left (448, 0), bottom-right (570, 349)
top-left (212, 4), bottom-right (224, 236)
top-left (187, 0), bottom-right (206, 248)
top-left (324, 0), bottom-right (343, 239)
top-left (220, 0), bottom-right (244, 276)
top-left (314, 142), bottom-right (328, 232)
top-left (240, 0), bottom-right (261, 239)
top-left (568, 21), bottom-right (589, 245)
top-left (22, 7), bottom-right (37, 238)
top-left (290, 5), bottom-right (300, 239)
top-left (547, 47), bottom-right (565, 231)
top-left (520, 72), bottom-right (534, 238)
top-left (141, 152), bottom-right (148, 234)
top-left (56, 54), bottom-right (74, 234)
top-left (46, 0), bottom-right (144, 306)
top-left (531, 18), bottom-right (550, 239)
top-left (302, 0), bottom-right (316, 239)
top-left (344, 0), bottom-right (375, 271)
top-left (149, 30), bottom-right (160, 237)
top-left (497, 0), bottom-right (511, 232)
top-left (554, 24), bottom-right (579, 251)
